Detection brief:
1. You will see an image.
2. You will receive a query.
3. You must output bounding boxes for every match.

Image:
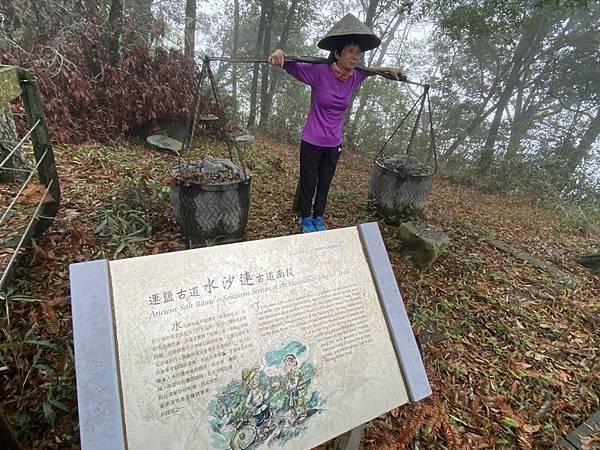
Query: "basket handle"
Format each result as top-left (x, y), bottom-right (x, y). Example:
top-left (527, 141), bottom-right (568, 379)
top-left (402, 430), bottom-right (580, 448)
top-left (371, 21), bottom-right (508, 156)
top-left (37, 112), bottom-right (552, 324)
top-left (183, 57), bottom-right (250, 181)
top-left (205, 57), bottom-right (250, 180)
top-left (426, 89), bottom-right (438, 175)
top-left (373, 90), bottom-right (426, 163)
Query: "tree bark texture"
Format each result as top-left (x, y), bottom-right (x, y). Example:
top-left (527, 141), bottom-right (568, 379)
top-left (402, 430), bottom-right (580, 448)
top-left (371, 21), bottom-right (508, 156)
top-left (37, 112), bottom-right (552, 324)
top-left (247, 0), bottom-right (269, 128)
top-left (108, 0), bottom-right (124, 66)
top-left (231, 0), bottom-right (240, 101)
top-left (262, 0), bottom-right (299, 126)
top-left (565, 106), bottom-right (600, 174)
top-left (259, 0), bottom-right (276, 127)
top-left (184, 0), bottom-right (197, 59)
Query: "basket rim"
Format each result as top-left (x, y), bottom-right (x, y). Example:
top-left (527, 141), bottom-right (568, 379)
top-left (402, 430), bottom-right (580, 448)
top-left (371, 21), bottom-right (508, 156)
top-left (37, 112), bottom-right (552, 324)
top-left (170, 174), bottom-right (252, 190)
top-left (373, 159), bottom-right (433, 179)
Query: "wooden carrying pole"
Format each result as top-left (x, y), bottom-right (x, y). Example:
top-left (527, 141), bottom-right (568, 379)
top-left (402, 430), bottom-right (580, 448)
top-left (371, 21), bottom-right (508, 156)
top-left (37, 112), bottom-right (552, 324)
top-left (207, 55), bottom-right (429, 88)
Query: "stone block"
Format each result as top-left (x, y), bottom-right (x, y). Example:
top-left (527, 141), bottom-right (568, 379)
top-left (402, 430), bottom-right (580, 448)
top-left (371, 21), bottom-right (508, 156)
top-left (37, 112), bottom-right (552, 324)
top-left (0, 66), bottom-right (22, 106)
top-left (398, 221), bottom-right (450, 268)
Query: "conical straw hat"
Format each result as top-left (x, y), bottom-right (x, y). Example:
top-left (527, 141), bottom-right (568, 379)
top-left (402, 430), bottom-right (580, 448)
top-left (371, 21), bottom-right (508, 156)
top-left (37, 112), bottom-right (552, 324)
top-left (317, 13), bottom-right (381, 52)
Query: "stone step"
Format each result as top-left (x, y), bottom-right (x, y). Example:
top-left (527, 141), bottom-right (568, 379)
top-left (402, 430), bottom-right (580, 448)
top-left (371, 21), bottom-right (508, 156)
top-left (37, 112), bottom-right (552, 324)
top-left (398, 221), bottom-right (450, 268)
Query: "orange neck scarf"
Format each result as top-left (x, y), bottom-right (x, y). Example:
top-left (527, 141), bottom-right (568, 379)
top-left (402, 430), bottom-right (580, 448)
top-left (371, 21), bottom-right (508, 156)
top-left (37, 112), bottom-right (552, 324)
top-left (332, 62), bottom-right (353, 81)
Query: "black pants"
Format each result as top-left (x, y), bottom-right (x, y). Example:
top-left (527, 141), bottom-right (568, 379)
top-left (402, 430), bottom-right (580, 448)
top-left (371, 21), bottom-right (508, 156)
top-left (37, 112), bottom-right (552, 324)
top-left (298, 140), bottom-right (341, 218)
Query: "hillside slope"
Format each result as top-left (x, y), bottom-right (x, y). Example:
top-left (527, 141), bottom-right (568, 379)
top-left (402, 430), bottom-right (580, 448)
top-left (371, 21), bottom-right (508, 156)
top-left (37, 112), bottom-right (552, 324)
top-left (1, 135), bottom-right (598, 449)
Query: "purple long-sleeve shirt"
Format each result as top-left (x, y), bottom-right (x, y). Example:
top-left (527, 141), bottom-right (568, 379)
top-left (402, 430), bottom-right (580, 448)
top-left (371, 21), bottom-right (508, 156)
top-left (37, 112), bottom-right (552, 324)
top-left (283, 61), bottom-right (367, 148)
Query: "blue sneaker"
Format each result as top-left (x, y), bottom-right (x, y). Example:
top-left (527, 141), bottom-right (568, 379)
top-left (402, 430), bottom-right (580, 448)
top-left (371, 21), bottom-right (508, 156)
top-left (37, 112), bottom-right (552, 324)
top-left (299, 216), bottom-right (316, 233)
top-left (312, 216), bottom-right (328, 231)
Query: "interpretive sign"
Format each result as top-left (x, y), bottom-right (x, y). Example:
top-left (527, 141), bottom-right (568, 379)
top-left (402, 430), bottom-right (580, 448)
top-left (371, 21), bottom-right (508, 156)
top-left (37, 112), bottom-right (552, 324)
top-left (70, 223), bottom-right (430, 450)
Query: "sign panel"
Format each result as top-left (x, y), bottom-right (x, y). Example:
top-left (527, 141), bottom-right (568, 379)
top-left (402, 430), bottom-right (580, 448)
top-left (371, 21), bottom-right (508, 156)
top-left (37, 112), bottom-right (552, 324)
top-left (70, 224), bottom-right (430, 450)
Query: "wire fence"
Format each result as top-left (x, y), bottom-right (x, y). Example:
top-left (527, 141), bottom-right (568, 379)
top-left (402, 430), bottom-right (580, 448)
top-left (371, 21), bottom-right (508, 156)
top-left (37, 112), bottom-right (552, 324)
top-left (0, 65), bottom-right (60, 291)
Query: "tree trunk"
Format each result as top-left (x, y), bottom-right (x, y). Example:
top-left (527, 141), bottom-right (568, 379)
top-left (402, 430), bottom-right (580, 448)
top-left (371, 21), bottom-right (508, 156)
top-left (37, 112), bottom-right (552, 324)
top-left (342, 0), bottom-right (380, 145)
top-left (231, 0), bottom-right (240, 103)
top-left (477, 13), bottom-right (555, 173)
top-left (108, 0), bottom-right (124, 66)
top-left (247, 1), bottom-right (268, 128)
top-left (133, 0), bottom-right (154, 48)
top-left (442, 98), bottom-right (499, 160)
top-left (9, 0), bottom-right (35, 49)
top-left (262, 0), bottom-right (299, 126)
top-left (258, 0), bottom-right (275, 128)
top-left (556, 105), bottom-right (582, 170)
top-left (476, 28), bottom-right (533, 173)
top-left (503, 81), bottom-right (527, 163)
top-left (565, 107), bottom-right (600, 174)
top-left (184, 0), bottom-right (197, 59)
top-left (81, 33), bottom-right (102, 78)
top-left (0, 107), bottom-right (29, 183)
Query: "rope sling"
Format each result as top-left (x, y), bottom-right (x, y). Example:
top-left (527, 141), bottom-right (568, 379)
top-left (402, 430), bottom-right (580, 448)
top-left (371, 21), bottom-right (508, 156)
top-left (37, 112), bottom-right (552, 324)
top-left (369, 86), bottom-right (438, 221)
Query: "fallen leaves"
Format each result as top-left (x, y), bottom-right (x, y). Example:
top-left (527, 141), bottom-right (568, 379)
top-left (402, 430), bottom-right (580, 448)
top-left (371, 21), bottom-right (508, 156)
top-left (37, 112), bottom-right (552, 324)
top-left (1, 137), bottom-right (598, 450)
top-left (17, 183), bottom-right (55, 206)
top-left (522, 424), bottom-right (543, 433)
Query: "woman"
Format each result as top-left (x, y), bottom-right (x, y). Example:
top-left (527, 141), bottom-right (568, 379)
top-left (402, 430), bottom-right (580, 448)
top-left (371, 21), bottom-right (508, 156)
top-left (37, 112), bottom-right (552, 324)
top-left (267, 14), bottom-right (402, 233)
top-left (241, 367), bottom-right (274, 435)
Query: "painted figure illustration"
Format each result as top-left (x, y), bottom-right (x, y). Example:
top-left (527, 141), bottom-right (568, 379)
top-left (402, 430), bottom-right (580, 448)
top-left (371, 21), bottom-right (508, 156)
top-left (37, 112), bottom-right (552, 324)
top-left (207, 341), bottom-right (323, 450)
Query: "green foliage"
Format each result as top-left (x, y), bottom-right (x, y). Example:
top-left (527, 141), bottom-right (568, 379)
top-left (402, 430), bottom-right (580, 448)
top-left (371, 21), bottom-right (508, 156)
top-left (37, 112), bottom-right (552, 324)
top-left (260, 75), bottom-right (312, 144)
top-left (95, 175), bottom-right (170, 258)
top-left (552, 203), bottom-right (600, 236)
top-left (350, 77), bottom-right (417, 154)
top-left (438, 1), bottom-right (524, 42)
top-left (442, 156), bottom-right (600, 235)
top-left (0, 288), bottom-right (77, 443)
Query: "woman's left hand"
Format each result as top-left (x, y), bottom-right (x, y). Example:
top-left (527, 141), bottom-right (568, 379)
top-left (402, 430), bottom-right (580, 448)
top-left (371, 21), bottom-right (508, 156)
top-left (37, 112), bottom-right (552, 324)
top-left (370, 66), bottom-right (405, 81)
top-left (385, 67), bottom-right (404, 81)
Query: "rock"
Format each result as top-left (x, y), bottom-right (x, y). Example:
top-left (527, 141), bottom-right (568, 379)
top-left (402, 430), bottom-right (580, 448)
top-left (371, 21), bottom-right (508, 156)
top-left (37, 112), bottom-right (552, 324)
top-left (398, 221), bottom-right (450, 268)
top-left (0, 66), bottom-right (22, 105)
top-left (146, 134), bottom-right (183, 153)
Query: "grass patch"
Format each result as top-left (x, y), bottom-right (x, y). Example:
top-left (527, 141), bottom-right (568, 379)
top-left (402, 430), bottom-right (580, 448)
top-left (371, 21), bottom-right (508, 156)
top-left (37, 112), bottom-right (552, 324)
top-left (95, 175), bottom-right (170, 258)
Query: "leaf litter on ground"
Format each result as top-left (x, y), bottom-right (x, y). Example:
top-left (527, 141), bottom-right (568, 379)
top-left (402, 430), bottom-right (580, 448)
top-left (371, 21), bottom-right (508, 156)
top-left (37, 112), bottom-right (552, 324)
top-left (0, 135), bottom-right (598, 449)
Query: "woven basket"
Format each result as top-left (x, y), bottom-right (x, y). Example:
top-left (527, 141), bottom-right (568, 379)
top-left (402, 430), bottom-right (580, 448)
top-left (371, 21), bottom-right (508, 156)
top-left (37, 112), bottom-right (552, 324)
top-left (170, 160), bottom-right (251, 247)
top-left (368, 155), bottom-right (433, 223)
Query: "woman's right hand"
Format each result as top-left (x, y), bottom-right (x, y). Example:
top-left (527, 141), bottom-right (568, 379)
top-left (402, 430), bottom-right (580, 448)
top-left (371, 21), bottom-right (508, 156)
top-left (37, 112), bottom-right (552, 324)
top-left (268, 49), bottom-right (285, 66)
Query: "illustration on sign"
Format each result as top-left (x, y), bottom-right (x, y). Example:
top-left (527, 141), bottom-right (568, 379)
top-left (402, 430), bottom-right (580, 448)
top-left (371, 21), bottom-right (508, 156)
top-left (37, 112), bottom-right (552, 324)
top-left (207, 340), bottom-right (323, 449)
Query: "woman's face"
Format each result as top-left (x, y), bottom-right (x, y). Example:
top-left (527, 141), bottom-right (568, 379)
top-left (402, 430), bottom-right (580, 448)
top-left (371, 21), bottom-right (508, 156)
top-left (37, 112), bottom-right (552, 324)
top-left (335, 43), bottom-right (361, 71)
